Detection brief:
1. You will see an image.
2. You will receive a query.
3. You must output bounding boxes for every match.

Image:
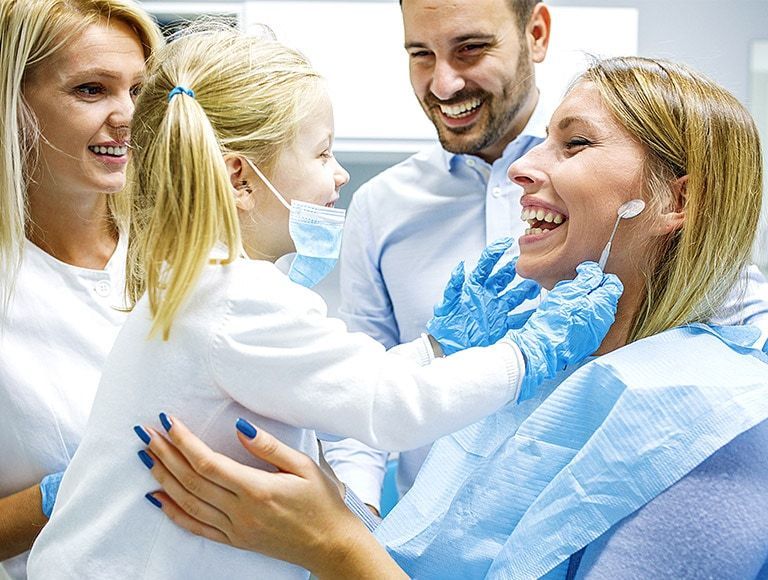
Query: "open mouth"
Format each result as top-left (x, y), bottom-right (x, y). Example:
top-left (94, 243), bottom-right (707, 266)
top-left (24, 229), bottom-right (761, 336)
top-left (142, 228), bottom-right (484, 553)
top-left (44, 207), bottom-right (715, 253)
top-left (88, 144), bottom-right (128, 157)
top-left (438, 97), bottom-right (482, 120)
top-left (521, 205), bottom-right (568, 236)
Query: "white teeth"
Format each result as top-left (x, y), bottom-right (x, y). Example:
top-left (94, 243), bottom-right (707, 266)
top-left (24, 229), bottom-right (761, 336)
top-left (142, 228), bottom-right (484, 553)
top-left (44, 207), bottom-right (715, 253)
top-left (525, 227), bottom-right (545, 236)
top-left (520, 205), bottom-right (567, 228)
top-left (89, 145), bottom-right (128, 156)
top-left (440, 97), bottom-right (481, 118)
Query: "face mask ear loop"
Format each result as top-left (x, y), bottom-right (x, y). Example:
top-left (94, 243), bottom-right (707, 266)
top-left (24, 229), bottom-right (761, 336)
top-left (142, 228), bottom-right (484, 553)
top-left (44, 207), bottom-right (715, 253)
top-left (243, 158), bottom-right (291, 210)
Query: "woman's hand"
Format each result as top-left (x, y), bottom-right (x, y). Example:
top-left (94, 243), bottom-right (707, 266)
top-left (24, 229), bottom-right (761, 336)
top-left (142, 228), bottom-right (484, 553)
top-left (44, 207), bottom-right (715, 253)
top-left (138, 416), bottom-right (406, 579)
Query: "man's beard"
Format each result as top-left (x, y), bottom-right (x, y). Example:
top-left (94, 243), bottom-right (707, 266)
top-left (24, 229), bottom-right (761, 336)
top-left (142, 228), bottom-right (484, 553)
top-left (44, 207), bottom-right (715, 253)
top-left (423, 49), bottom-right (535, 156)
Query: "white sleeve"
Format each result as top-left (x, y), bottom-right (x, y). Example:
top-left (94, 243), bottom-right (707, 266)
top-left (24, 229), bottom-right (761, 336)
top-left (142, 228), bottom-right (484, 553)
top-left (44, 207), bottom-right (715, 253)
top-left (209, 266), bottom-right (523, 451)
top-left (337, 186), bottom-right (400, 348)
top-left (323, 337), bottom-right (435, 510)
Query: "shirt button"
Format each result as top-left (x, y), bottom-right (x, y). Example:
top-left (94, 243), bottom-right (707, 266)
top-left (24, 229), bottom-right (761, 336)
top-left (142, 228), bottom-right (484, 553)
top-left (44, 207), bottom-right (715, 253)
top-left (95, 279), bottom-right (111, 297)
top-left (491, 186), bottom-right (503, 198)
top-left (466, 159), bottom-right (476, 167)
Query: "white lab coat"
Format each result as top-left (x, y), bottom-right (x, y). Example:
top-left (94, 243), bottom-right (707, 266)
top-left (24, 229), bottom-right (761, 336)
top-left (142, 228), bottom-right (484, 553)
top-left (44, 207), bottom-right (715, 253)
top-left (0, 238), bottom-right (127, 580)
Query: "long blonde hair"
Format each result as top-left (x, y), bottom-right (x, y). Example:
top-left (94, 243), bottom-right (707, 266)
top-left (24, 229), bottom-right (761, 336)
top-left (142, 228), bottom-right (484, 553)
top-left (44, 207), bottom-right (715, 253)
top-left (579, 57), bottom-right (763, 341)
top-left (126, 26), bottom-right (325, 339)
top-left (0, 0), bottom-right (162, 320)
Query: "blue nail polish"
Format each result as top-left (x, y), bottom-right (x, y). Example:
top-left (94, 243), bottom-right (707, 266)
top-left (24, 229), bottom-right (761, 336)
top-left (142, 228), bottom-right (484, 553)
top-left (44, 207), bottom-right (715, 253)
top-left (134, 425), bottom-right (151, 445)
top-left (159, 412), bottom-right (172, 432)
top-left (138, 449), bottom-right (154, 469)
top-left (236, 418), bottom-right (257, 439)
top-left (145, 493), bottom-right (162, 509)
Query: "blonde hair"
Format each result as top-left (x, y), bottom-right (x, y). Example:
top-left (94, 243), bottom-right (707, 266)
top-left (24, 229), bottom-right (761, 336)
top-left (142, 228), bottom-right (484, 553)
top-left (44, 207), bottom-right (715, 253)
top-left (578, 57), bottom-right (763, 341)
top-left (0, 0), bottom-right (162, 320)
top-left (127, 26), bottom-right (325, 339)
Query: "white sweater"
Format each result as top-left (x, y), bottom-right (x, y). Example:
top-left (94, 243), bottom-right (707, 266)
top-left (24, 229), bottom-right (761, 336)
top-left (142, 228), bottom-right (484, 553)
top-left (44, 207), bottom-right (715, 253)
top-left (28, 251), bottom-right (523, 579)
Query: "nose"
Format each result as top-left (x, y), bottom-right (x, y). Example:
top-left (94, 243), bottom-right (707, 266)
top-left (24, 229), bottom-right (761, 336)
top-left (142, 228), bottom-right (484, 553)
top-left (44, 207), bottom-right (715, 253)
top-left (507, 146), bottom-right (546, 191)
top-left (335, 160), bottom-right (350, 190)
top-left (107, 90), bottom-right (135, 135)
top-left (430, 58), bottom-right (465, 101)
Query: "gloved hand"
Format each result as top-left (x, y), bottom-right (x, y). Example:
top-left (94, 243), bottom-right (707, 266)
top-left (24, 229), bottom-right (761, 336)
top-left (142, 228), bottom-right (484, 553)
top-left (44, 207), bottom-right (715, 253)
top-left (40, 470), bottom-right (65, 518)
top-left (507, 261), bottom-right (623, 401)
top-left (426, 237), bottom-right (541, 355)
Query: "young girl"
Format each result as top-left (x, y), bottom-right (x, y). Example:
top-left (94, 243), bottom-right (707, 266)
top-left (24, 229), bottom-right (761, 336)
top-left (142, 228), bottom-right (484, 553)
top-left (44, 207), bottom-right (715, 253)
top-left (27, 27), bottom-right (620, 579)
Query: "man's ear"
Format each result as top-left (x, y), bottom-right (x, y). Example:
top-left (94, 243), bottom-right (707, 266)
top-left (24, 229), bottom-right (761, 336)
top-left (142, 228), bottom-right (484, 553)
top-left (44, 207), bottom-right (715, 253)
top-left (656, 175), bottom-right (687, 235)
top-left (527, 4), bottom-right (551, 64)
top-left (224, 155), bottom-right (255, 212)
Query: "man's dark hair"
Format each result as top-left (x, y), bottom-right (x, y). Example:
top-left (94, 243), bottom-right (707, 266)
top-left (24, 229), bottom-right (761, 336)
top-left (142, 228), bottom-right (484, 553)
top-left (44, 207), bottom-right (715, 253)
top-left (399, 0), bottom-right (540, 31)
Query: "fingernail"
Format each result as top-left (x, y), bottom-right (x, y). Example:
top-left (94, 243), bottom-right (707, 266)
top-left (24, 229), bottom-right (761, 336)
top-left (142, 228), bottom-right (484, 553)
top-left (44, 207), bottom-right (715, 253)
top-left (138, 449), bottom-right (154, 469)
top-left (235, 418), bottom-right (257, 439)
top-left (145, 493), bottom-right (162, 509)
top-left (133, 425), bottom-right (151, 445)
top-left (159, 412), bottom-right (172, 432)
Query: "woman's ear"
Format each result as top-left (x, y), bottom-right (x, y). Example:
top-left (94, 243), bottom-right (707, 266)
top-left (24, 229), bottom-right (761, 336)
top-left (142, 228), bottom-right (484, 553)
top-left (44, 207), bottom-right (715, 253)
top-left (656, 175), bottom-right (687, 235)
top-left (224, 155), bottom-right (256, 212)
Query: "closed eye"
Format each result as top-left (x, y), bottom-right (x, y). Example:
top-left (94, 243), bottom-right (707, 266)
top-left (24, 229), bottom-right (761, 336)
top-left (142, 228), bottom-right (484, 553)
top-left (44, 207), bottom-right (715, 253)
top-left (459, 43), bottom-right (489, 55)
top-left (565, 137), bottom-right (592, 150)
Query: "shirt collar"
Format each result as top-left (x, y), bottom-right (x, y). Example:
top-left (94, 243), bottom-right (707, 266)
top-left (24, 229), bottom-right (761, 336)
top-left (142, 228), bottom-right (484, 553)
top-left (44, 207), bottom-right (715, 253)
top-left (441, 93), bottom-right (549, 173)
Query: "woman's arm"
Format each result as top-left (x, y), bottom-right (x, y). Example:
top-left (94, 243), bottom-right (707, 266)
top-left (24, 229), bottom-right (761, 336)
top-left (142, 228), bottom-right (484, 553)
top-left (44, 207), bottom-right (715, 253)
top-left (0, 485), bottom-right (48, 560)
top-left (140, 416), bottom-right (407, 580)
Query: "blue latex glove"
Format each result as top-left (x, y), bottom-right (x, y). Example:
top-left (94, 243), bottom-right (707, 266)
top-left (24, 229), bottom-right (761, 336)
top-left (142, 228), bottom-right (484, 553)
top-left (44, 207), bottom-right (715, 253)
top-left (40, 471), bottom-right (64, 518)
top-left (426, 237), bottom-right (541, 355)
top-left (507, 261), bottom-right (623, 401)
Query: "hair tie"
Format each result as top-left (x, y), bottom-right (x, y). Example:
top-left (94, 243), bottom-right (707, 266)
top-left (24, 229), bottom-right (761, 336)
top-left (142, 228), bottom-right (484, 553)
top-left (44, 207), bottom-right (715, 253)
top-left (167, 86), bottom-right (195, 102)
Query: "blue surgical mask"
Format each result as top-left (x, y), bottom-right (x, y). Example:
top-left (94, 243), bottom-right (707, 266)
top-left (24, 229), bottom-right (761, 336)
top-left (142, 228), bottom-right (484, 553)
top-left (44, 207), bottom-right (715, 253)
top-left (244, 158), bottom-right (346, 288)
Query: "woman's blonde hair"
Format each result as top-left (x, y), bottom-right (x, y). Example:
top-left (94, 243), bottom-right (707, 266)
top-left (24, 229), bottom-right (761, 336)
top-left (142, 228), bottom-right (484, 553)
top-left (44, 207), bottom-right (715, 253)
top-left (0, 0), bottom-right (162, 320)
top-left (578, 56), bottom-right (763, 341)
top-left (127, 26), bottom-right (325, 339)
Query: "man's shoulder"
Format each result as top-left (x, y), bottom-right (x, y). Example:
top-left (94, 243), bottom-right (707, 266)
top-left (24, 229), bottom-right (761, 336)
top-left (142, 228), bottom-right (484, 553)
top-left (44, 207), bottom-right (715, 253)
top-left (354, 144), bottom-right (448, 199)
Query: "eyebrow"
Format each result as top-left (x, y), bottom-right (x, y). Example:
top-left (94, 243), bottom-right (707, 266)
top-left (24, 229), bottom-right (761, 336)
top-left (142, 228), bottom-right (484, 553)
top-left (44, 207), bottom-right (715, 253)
top-left (316, 134), bottom-right (332, 149)
top-left (556, 116), bottom-right (602, 132)
top-left (404, 34), bottom-right (495, 50)
top-left (64, 68), bottom-right (144, 82)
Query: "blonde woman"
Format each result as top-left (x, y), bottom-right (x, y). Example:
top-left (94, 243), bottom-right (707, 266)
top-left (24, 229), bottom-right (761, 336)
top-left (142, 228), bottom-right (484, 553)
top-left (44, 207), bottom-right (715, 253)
top-left (134, 57), bottom-right (768, 579)
top-left (0, 0), bottom-right (161, 576)
top-left (26, 26), bottom-right (621, 579)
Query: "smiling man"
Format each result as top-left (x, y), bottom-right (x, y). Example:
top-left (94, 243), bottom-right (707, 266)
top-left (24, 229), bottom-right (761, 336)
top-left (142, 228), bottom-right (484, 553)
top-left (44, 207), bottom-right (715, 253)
top-left (323, 0), bottom-right (552, 512)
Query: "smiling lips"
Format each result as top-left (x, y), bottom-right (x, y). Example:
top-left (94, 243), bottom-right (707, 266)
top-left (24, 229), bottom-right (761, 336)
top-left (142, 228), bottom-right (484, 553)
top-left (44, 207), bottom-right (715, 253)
top-left (521, 205), bottom-right (567, 236)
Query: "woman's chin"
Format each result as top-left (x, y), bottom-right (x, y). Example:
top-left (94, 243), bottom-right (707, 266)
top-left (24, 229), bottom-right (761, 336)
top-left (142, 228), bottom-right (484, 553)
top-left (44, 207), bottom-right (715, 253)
top-left (516, 256), bottom-right (574, 290)
top-left (516, 257), bottom-right (547, 286)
